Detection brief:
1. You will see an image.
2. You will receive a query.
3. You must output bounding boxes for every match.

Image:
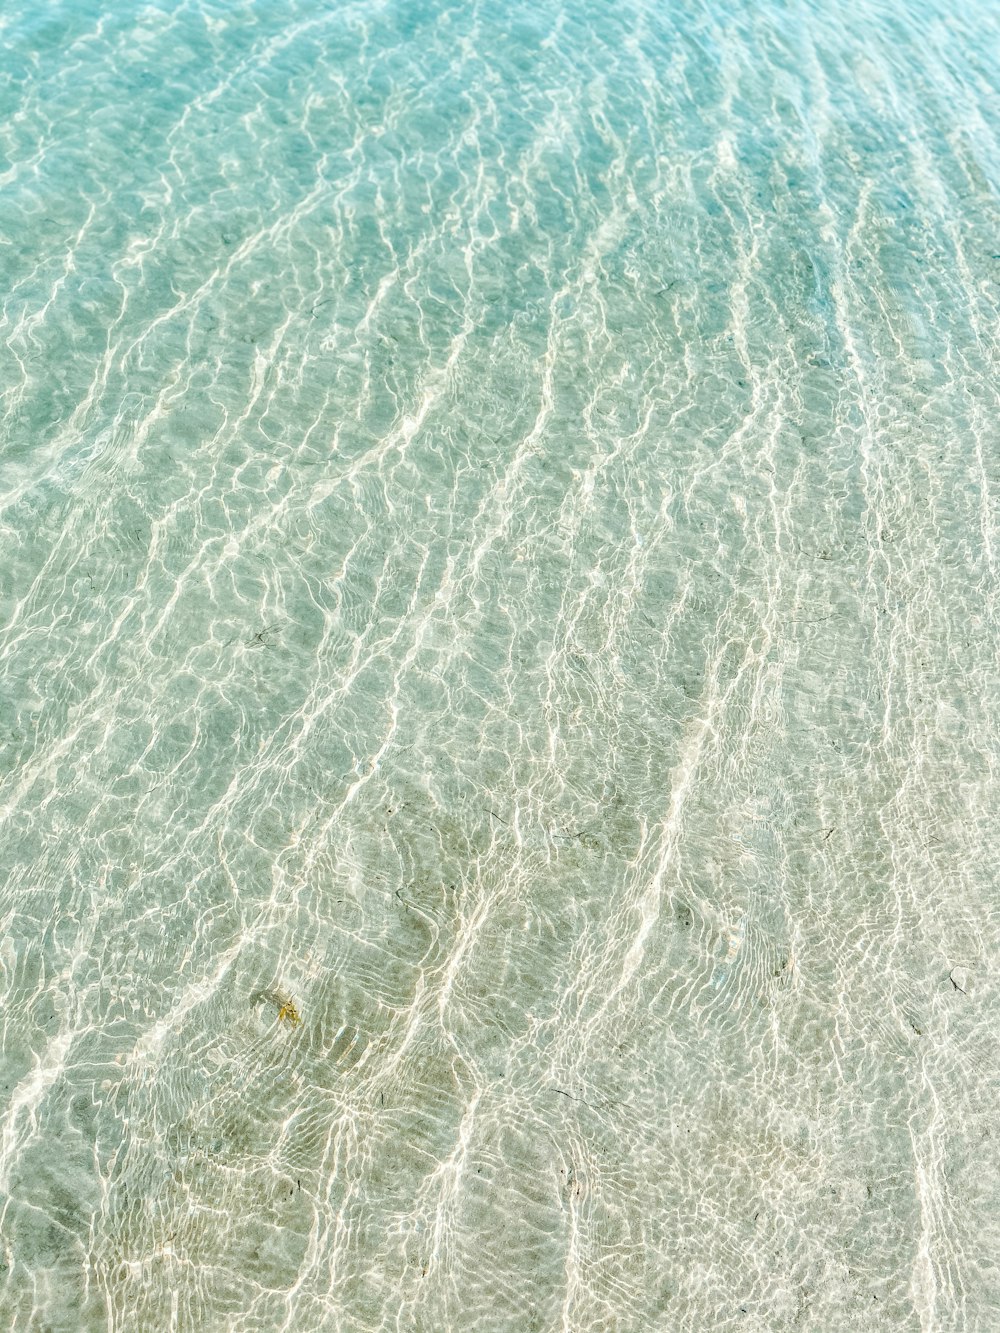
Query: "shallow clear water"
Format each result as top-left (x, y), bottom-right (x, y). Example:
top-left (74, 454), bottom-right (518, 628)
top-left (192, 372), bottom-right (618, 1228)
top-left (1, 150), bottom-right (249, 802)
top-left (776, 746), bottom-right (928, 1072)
top-left (1, 0), bottom-right (999, 1328)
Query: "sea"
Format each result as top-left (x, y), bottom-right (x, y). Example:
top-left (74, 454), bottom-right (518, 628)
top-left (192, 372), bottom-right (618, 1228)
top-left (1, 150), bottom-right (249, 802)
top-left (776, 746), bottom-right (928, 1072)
top-left (0, 0), bottom-right (998, 1328)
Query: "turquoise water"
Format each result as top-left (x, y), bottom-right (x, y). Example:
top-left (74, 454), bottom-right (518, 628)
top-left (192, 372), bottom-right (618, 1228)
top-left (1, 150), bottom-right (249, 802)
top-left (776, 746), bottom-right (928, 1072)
top-left (1, 0), bottom-right (999, 1327)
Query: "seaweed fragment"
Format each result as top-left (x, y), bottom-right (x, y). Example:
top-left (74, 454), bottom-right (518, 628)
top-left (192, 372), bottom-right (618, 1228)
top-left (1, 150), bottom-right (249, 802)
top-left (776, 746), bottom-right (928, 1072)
top-left (250, 987), bottom-right (302, 1027)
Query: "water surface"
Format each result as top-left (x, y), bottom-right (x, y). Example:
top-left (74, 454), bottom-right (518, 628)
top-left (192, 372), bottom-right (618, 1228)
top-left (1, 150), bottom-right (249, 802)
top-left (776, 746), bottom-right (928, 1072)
top-left (1, 0), bottom-right (999, 1328)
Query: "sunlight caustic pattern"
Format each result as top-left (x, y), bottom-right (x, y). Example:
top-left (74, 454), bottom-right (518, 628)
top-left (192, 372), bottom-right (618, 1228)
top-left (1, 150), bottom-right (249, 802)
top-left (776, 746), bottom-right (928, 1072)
top-left (0, 0), bottom-right (999, 1328)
